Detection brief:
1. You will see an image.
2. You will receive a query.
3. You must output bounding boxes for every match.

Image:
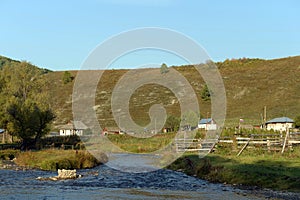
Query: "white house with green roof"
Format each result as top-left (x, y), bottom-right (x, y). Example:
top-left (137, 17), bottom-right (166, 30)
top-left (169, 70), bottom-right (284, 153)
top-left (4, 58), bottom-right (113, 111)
top-left (198, 118), bottom-right (217, 130)
top-left (265, 117), bottom-right (294, 132)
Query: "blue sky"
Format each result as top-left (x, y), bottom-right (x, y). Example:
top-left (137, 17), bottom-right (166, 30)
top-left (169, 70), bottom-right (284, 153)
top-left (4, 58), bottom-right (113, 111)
top-left (0, 0), bottom-right (299, 71)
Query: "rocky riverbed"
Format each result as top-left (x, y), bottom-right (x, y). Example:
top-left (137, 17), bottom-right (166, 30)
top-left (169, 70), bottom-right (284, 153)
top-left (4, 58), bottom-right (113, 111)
top-left (0, 158), bottom-right (299, 199)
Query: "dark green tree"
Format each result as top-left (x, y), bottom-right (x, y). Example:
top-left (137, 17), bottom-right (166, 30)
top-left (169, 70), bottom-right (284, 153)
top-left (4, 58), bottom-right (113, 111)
top-left (165, 115), bottom-right (180, 132)
top-left (294, 115), bottom-right (300, 128)
top-left (7, 99), bottom-right (55, 149)
top-left (201, 84), bottom-right (211, 101)
top-left (160, 63), bottom-right (169, 74)
top-left (62, 71), bottom-right (73, 84)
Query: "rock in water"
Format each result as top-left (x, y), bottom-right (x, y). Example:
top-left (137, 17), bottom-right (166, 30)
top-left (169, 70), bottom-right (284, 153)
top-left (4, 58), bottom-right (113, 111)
top-left (57, 169), bottom-right (77, 179)
top-left (37, 169), bottom-right (82, 181)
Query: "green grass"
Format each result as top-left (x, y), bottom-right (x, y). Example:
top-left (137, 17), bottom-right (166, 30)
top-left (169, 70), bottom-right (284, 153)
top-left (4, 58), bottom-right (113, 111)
top-left (107, 132), bottom-right (176, 153)
top-left (167, 147), bottom-right (300, 192)
top-left (14, 149), bottom-right (107, 171)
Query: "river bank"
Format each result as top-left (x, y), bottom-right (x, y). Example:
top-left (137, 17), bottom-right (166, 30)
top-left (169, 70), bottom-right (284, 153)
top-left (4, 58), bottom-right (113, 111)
top-left (167, 146), bottom-right (300, 194)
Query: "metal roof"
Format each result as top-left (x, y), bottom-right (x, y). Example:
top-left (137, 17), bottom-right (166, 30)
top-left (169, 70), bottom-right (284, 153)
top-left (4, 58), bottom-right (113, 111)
top-left (59, 121), bottom-right (88, 130)
top-left (266, 117), bottom-right (294, 124)
top-left (73, 121), bottom-right (88, 129)
top-left (199, 118), bottom-right (213, 124)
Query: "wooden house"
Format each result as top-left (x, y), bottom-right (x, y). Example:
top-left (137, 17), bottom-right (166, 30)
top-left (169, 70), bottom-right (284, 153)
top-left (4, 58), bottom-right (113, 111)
top-left (59, 121), bottom-right (88, 136)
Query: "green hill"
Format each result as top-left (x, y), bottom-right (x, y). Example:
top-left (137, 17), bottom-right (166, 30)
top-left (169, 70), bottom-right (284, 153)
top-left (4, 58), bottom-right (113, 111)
top-left (43, 56), bottom-right (300, 128)
top-left (1, 55), bottom-right (300, 128)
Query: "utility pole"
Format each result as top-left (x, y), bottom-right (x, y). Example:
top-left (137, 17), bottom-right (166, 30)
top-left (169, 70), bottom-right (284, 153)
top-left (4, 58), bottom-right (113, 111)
top-left (238, 119), bottom-right (241, 135)
top-left (118, 115), bottom-right (121, 132)
top-left (260, 113), bottom-right (263, 127)
top-left (263, 106), bottom-right (267, 130)
top-left (2, 130), bottom-right (4, 144)
top-left (206, 112), bottom-right (209, 135)
top-left (155, 118), bottom-right (157, 134)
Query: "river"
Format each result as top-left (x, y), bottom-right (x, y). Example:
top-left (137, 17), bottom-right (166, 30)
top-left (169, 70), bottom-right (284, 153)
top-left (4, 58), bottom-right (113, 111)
top-left (0, 164), bottom-right (269, 200)
top-left (1, 152), bottom-right (299, 200)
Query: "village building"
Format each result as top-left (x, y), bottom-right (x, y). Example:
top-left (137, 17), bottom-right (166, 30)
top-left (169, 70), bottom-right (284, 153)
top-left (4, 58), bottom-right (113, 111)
top-left (102, 127), bottom-right (122, 135)
top-left (264, 117), bottom-right (294, 132)
top-left (59, 121), bottom-right (88, 136)
top-left (198, 118), bottom-right (217, 130)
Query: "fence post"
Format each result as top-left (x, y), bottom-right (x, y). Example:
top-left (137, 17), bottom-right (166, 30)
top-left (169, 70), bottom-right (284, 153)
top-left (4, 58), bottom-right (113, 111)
top-left (281, 128), bottom-right (289, 154)
top-left (267, 137), bottom-right (270, 152)
top-left (232, 135), bottom-right (237, 151)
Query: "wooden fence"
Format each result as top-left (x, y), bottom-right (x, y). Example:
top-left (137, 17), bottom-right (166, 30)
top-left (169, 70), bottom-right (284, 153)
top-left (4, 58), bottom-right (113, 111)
top-left (175, 138), bottom-right (217, 154)
top-left (175, 131), bottom-right (300, 156)
top-left (0, 143), bottom-right (19, 150)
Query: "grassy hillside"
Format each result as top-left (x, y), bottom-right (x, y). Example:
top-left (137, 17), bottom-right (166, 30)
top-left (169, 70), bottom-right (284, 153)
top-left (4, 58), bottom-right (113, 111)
top-left (0, 55), bottom-right (20, 68)
top-left (1, 55), bottom-right (296, 129)
top-left (2, 55), bottom-right (299, 128)
top-left (219, 56), bottom-right (300, 125)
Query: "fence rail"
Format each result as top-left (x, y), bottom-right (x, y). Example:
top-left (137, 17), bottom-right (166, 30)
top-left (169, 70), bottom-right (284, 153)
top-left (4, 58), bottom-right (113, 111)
top-left (0, 144), bottom-right (19, 150)
top-left (174, 131), bottom-right (300, 156)
top-left (175, 138), bottom-right (217, 153)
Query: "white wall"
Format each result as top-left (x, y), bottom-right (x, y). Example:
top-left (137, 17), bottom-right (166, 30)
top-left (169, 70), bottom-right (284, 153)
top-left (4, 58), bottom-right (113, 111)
top-left (198, 124), bottom-right (217, 130)
top-left (59, 129), bottom-right (83, 136)
top-left (266, 122), bottom-right (293, 132)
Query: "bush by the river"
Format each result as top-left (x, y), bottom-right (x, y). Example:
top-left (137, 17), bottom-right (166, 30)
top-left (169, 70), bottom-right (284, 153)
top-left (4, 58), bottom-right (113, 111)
top-left (0, 149), bottom-right (19, 160)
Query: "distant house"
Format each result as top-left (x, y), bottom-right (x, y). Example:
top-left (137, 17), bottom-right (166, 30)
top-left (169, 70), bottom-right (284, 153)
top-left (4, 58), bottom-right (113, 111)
top-left (102, 127), bottom-right (121, 135)
top-left (264, 117), bottom-right (294, 132)
top-left (59, 121), bottom-right (88, 136)
top-left (198, 118), bottom-right (217, 130)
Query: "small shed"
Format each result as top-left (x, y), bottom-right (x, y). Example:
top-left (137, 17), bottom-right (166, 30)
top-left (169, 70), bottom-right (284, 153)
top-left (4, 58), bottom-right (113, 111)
top-left (265, 117), bottom-right (294, 132)
top-left (59, 121), bottom-right (88, 136)
top-left (198, 118), bottom-right (217, 130)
